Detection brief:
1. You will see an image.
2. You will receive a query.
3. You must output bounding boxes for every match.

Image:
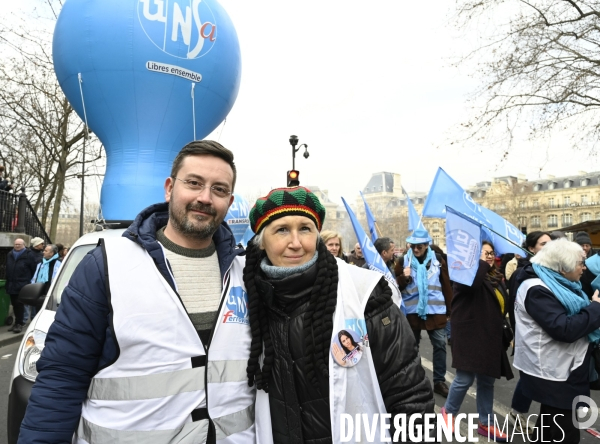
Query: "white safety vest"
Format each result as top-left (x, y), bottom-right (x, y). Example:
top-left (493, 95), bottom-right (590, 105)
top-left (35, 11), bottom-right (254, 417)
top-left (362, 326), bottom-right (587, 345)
top-left (74, 238), bottom-right (257, 444)
top-left (513, 278), bottom-right (588, 381)
top-left (401, 255), bottom-right (446, 316)
top-left (253, 259), bottom-right (389, 444)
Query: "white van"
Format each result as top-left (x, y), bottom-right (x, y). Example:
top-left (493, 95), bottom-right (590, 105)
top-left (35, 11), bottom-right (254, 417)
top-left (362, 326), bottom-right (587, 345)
top-left (6, 226), bottom-right (126, 444)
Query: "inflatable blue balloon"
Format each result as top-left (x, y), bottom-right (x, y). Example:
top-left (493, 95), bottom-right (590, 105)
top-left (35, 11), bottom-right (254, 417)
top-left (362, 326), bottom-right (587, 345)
top-left (53, 0), bottom-right (241, 220)
top-left (225, 193), bottom-right (250, 245)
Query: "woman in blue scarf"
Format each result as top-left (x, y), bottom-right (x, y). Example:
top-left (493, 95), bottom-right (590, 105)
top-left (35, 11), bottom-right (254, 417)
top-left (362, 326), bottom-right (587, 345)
top-left (512, 238), bottom-right (600, 443)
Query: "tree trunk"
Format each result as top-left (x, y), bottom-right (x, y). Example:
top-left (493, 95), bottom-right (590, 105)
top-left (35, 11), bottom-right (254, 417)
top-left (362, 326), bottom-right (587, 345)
top-left (49, 156), bottom-right (67, 240)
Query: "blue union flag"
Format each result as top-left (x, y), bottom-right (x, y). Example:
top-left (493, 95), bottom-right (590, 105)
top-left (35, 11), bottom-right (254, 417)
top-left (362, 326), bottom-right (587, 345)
top-left (423, 168), bottom-right (524, 255)
top-left (360, 191), bottom-right (379, 242)
top-left (445, 207), bottom-right (482, 286)
top-left (342, 197), bottom-right (404, 311)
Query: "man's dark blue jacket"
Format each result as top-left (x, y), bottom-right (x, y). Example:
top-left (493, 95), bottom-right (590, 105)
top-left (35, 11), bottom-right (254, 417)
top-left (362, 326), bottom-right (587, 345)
top-left (18, 203), bottom-right (242, 444)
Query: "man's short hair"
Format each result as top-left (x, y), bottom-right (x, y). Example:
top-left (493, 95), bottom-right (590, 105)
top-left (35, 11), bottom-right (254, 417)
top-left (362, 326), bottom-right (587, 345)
top-left (47, 244), bottom-right (59, 255)
top-left (374, 237), bottom-right (394, 255)
top-left (170, 140), bottom-right (237, 191)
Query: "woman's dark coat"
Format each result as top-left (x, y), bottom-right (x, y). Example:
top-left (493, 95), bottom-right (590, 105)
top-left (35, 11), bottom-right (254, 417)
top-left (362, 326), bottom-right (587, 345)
top-left (451, 260), bottom-right (514, 380)
top-left (255, 262), bottom-right (434, 444)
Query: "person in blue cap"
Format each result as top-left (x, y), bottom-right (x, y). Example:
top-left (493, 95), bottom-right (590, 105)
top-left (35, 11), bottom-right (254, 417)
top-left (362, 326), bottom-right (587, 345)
top-left (395, 227), bottom-right (453, 397)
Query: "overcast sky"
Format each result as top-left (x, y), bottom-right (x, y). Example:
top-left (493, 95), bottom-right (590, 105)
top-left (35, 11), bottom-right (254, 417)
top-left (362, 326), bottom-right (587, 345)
top-left (209, 0), bottom-right (599, 206)
top-left (11, 0), bottom-right (600, 210)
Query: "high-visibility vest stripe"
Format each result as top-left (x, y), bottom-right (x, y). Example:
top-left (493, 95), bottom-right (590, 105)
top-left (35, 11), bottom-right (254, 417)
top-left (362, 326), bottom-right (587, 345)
top-left (207, 359), bottom-right (248, 383)
top-left (77, 401), bottom-right (255, 443)
top-left (402, 285), bottom-right (442, 295)
top-left (214, 404), bottom-right (255, 440)
top-left (77, 416), bottom-right (209, 444)
top-left (87, 367), bottom-right (205, 401)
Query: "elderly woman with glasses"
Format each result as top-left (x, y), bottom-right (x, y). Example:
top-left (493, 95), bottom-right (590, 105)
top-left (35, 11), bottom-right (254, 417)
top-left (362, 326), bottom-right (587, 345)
top-left (511, 238), bottom-right (600, 443)
top-left (441, 240), bottom-right (514, 442)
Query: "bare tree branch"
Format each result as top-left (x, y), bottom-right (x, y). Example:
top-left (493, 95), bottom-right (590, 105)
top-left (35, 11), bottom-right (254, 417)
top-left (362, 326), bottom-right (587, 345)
top-left (0, 0), bottom-right (104, 239)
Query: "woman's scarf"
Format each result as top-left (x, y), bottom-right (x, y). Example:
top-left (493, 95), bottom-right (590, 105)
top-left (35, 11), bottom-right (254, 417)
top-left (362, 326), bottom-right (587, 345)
top-left (260, 251), bottom-right (318, 280)
top-left (410, 247), bottom-right (434, 320)
top-left (532, 263), bottom-right (600, 343)
top-left (36, 253), bottom-right (59, 284)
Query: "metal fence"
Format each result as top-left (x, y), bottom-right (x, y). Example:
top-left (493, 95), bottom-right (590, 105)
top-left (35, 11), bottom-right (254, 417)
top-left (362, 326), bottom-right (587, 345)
top-left (0, 189), bottom-right (51, 243)
top-left (0, 191), bottom-right (19, 235)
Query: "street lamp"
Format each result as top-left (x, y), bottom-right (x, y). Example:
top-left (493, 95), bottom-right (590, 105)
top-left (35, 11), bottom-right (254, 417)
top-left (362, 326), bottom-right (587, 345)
top-left (287, 135), bottom-right (309, 186)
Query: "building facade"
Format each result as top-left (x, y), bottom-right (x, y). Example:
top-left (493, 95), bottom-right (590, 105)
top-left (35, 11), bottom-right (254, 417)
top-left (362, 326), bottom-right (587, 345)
top-left (319, 170), bottom-right (600, 253)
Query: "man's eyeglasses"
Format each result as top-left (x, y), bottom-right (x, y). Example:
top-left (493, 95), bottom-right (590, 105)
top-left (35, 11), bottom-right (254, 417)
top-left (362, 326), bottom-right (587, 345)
top-left (410, 244), bottom-right (427, 250)
top-left (576, 260), bottom-right (587, 267)
top-left (172, 177), bottom-right (232, 198)
top-left (481, 250), bottom-right (495, 257)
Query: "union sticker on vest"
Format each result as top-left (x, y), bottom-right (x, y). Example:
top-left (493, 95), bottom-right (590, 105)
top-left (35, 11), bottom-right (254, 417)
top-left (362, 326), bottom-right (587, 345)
top-left (222, 286), bottom-right (249, 325)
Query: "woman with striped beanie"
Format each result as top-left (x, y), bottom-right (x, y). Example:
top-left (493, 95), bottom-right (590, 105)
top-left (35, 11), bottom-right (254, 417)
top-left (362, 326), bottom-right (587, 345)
top-left (243, 186), bottom-right (434, 443)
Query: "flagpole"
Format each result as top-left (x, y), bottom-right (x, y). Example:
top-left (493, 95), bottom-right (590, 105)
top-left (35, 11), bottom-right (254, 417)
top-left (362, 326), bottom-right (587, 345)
top-left (374, 221), bottom-right (383, 237)
top-left (481, 224), bottom-right (532, 257)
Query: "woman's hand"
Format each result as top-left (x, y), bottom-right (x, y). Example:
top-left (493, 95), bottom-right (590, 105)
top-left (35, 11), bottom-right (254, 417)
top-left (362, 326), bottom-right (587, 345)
top-left (592, 290), bottom-right (600, 304)
top-left (332, 343), bottom-right (347, 366)
top-left (403, 267), bottom-right (411, 277)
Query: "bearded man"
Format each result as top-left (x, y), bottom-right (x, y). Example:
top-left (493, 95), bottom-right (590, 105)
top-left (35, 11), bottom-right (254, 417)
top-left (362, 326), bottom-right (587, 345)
top-left (19, 141), bottom-right (257, 443)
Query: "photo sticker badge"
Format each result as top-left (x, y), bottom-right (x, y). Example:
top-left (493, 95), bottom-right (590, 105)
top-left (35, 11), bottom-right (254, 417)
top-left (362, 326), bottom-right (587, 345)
top-left (331, 329), bottom-right (363, 367)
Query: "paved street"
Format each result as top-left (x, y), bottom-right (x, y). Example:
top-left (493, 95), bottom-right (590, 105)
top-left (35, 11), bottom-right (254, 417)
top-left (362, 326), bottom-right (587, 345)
top-left (2, 333), bottom-right (600, 442)
top-left (1, 341), bottom-right (20, 444)
top-left (417, 334), bottom-right (600, 443)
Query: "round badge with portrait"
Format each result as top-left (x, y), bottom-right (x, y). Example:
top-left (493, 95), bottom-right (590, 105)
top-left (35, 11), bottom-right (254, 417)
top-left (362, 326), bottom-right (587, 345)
top-left (331, 329), bottom-right (364, 367)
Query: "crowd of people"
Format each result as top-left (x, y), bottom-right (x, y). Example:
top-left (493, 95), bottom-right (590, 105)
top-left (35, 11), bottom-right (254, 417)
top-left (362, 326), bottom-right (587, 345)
top-left (280, 207), bottom-right (600, 442)
top-left (10, 139), bottom-right (600, 443)
top-left (5, 237), bottom-right (69, 333)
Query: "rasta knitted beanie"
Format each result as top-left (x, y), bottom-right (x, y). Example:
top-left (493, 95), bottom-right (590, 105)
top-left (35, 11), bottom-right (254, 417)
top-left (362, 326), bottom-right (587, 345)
top-left (249, 186), bottom-right (326, 234)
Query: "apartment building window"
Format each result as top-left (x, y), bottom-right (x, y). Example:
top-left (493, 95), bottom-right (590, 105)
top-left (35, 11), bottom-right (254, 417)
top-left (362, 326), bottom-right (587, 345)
top-left (596, 212), bottom-right (600, 220)
top-left (562, 214), bottom-right (573, 226)
top-left (548, 214), bottom-right (558, 228)
top-left (548, 198), bottom-right (555, 208)
top-left (564, 196), bottom-right (570, 206)
top-left (432, 222), bottom-right (440, 232)
top-left (582, 212), bottom-right (592, 222)
top-left (582, 195), bottom-right (589, 204)
top-left (519, 201), bottom-right (526, 209)
top-left (433, 235), bottom-right (440, 245)
top-left (518, 217), bottom-right (527, 228)
top-left (533, 199), bottom-right (539, 208)
top-left (531, 216), bottom-right (541, 228)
